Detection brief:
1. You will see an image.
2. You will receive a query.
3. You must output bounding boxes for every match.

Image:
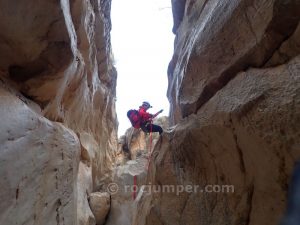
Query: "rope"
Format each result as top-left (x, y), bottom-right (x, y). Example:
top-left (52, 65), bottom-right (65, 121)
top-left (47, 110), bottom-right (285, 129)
top-left (147, 121), bottom-right (153, 171)
top-left (132, 120), bottom-right (153, 200)
top-left (132, 175), bottom-right (137, 200)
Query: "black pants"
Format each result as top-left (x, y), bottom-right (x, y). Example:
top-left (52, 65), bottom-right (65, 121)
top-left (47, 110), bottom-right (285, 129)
top-left (141, 122), bottom-right (163, 135)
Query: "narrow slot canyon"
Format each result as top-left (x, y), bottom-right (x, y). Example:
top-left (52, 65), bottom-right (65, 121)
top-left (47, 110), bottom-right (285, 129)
top-left (0, 1), bottom-right (300, 225)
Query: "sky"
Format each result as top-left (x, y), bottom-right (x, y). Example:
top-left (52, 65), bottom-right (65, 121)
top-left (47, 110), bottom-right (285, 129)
top-left (111, 0), bottom-right (174, 137)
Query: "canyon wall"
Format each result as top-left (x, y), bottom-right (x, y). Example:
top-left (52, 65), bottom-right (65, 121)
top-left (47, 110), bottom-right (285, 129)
top-left (1, 0), bottom-right (300, 224)
top-left (0, 0), bottom-right (117, 224)
top-left (134, 0), bottom-right (300, 225)
top-left (106, 117), bottom-right (169, 225)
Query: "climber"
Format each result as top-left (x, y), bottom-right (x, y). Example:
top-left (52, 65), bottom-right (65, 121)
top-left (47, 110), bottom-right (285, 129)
top-left (139, 101), bottom-right (163, 135)
top-left (127, 101), bottom-right (163, 135)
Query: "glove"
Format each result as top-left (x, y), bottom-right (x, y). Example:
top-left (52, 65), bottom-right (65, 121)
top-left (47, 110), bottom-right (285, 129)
top-left (158, 109), bottom-right (163, 114)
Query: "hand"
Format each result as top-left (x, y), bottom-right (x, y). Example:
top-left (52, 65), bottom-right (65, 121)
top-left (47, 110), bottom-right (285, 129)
top-left (158, 109), bottom-right (163, 114)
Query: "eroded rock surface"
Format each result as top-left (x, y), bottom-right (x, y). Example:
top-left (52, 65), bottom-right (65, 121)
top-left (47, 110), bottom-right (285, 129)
top-left (105, 116), bottom-right (169, 225)
top-left (0, 86), bottom-right (80, 225)
top-left (281, 161), bottom-right (300, 225)
top-left (168, 0), bottom-right (300, 123)
top-left (106, 155), bottom-right (148, 225)
top-left (77, 162), bottom-right (95, 225)
top-left (0, 0), bottom-right (117, 224)
top-left (117, 117), bottom-right (169, 162)
top-left (134, 0), bottom-right (300, 225)
top-left (89, 192), bottom-right (110, 225)
top-left (0, 0), bottom-right (117, 178)
top-left (135, 55), bottom-right (300, 225)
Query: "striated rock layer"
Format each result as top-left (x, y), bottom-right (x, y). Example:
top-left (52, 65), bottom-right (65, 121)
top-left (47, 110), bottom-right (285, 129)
top-left (134, 0), bottom-right (300, 225)
top-left (0, 0), bottom-right (117, 224)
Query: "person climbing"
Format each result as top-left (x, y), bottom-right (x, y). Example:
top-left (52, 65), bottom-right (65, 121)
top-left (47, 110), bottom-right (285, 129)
top-left (139, 101), bottom-right (163, 135)
top-left (127, 101), bottom-right (163, 135)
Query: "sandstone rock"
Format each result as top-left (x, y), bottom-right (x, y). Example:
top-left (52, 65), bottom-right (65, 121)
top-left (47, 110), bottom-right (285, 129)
top-left (108, 116), bottom-right (169, 225)
top-left (168, 0), bottom-right (300, 123)
top-left (0, 0), bottom-right (117, 224)
top-left (134, 56), bottom-right (300, 225)
top-left (150, 2), bottom-right (300, 223)
top-left (77, 162), bottom-right (95, 225)
top-left (117, 116), bottom-right (169, 162)
top-left (280, 161), bottom-right (300, 225)
top-left (266, 23), bottom-right (300, 67)
top-left (0, 86), bottom-right (80, 225)
top-left (0, 0), bottom-right (118, 187)
top-left (119, 128), bottom-right (147, 161)
top-left (89, 192), bottom-right (110, 225)
top-left (171, 0), bottom-right (186, 34)
top-left (106, 155), bottom-right (148, 225)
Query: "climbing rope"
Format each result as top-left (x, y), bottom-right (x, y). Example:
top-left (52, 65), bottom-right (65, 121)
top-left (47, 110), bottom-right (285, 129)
top-left (132, 175), bottom-right (137, 200)
top-left (133, 120), bottom-right (153, 200)
top-left (147, 121), bottom-right (153, 170)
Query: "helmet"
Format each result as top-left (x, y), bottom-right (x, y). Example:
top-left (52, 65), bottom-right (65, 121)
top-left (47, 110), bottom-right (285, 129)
top-left (142, 101), bottom-right (152, 109)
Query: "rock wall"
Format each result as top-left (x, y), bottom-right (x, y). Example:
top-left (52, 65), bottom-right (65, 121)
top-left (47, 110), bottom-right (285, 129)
top-left (281, 161), bottom-right (300, 225)
top-left (0, 0), bottom-right (117, 224)
top-left (134, 0), bottom-right (300, 225)
top-left (106, 117), bottom-right (169, 225)
top-left (117, 117), bottom-right (169, 162)
top-left (168, 0), bottom-right (300, 123)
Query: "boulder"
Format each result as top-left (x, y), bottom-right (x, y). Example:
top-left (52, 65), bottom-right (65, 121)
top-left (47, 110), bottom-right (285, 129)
top-left (89, 192), bottom-right (110, 225)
